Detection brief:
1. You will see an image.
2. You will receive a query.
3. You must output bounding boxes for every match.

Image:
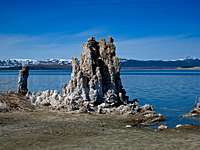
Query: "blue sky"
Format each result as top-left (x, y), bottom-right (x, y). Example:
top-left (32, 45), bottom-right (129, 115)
top-left (0, 0), bottom-right (200, 60)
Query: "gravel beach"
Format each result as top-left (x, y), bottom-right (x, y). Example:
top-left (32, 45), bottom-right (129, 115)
top-left (0, 111), bottom-right (200, 150)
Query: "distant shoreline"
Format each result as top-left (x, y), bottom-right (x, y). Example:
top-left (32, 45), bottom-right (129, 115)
top-left (1, 58), bottom-right (200, 71)
top-left (121, 67), bottom-right (200, 70)
top-left (176, 67), bottom-right (200, 70)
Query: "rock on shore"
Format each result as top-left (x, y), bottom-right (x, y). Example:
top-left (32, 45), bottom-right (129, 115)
top-left (30, 37), bottom-right (128, 110)
top-left (184, 96), bottom-right (200, 117)
top-left (27, 37), bottom-right (165, 125)
top-left (190, 96), bottom-right (200, 115)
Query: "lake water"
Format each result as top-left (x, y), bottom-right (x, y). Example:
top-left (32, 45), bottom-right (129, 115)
top-left (1, 69), bottom-right (200, 127)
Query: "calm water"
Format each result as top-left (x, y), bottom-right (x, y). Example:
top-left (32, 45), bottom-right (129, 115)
top-left (1, 69), bottom-right (200, 127)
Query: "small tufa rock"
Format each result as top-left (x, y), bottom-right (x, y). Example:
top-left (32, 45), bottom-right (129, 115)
top-left (187, 96), bottom-right (200, 116)
top-left (191, 96), bottom-right (200, 114)
top-left (195, 96), bottom-right (200, 108)
top-left (158, 125), bottom-right (168, 130)
top-left (17, 66), bottom-right (29, 95)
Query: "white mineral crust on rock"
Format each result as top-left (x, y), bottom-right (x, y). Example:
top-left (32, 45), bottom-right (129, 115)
top-left (62, 37), bottom-right (128, 106)
top-left (28, 37), bottom-right (164, 125)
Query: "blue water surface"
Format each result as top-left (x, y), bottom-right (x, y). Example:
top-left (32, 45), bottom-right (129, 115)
top-left (0, 69), bottom-right (200, 127)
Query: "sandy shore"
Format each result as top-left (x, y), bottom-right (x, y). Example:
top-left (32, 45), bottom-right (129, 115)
top-left (0, 111), bottom-right (200, 150)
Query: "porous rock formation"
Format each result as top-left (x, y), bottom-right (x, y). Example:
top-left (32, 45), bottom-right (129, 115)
top-left (63, 37), bottom-right (128, 106)
top-left (17, 66), bottom-right (29, 95)
top-left (0, 66), bottom-right (32, 112)
top-left (29, 37), bottom-right (164, 125)
top-left (31, 37), bottom-right (128, 110)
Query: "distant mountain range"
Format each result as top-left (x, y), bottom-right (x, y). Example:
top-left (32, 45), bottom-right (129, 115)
top-left (0, 58), bottom-right (200, 70)
top-left (120, 58), bottom-right (200, 69)
top-left (0, 59), bottom-right (72, 70)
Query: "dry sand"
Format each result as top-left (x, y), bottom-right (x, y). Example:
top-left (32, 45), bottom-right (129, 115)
top-left (0, 111), bottom-right (200, 150)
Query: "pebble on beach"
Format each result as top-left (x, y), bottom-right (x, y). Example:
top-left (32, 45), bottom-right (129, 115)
top-left (126, 125), bottom-right (132, 128)
top-left (158, 125), bottom-right (168, 130)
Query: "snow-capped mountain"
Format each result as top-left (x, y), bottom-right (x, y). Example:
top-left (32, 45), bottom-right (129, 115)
top-left (0, 58), bottom-right (72, 68)
top-left (0, 57), bottom-right (200, 70)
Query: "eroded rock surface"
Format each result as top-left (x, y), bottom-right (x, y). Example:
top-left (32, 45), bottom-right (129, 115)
top-left (31, 37), bottom-right (129, 110)
top-left (63, 37), bottom-right (128, 107)
top-left (17, 66), bottom-right (29, 95)
top-left (28, 37), bottom-right (164, 125)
